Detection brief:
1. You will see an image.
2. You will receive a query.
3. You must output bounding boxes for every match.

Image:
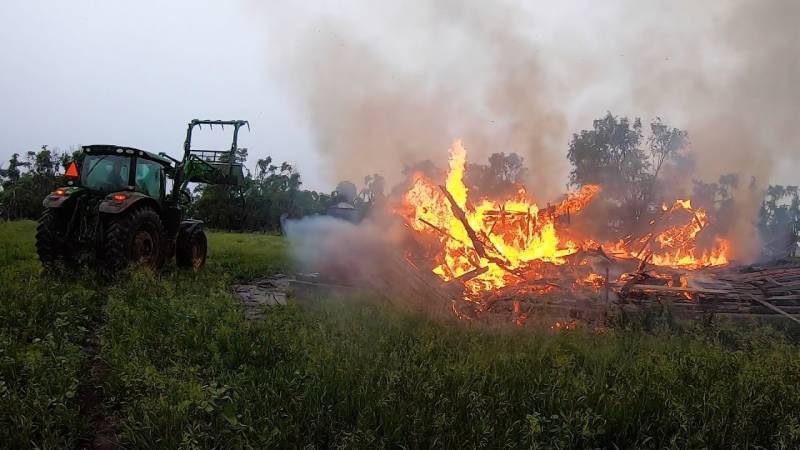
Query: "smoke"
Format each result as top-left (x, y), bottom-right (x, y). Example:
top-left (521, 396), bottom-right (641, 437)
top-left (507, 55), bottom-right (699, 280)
top-left (617, 0), bottom-right (800, 260)
top-left (257, 0), bottom-right (568, 200)
top-left (283, 215), bottom-right (453, 315)
top-left (283, 215), bottom-right (394, 280)
top-left (255, 0), bottom-right (799, 261)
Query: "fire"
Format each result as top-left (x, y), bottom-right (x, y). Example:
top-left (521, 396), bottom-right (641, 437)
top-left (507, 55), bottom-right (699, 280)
top-left (403, 140), bottom-right (598, 298)
top-left (446, 141), bottom-right (468, 208)
top-left (401, 140), bottom-right (731, 301)
top-left (575, 272), bottom-right (606, 290)
top-left (636, 199), bottom-right (730, 268)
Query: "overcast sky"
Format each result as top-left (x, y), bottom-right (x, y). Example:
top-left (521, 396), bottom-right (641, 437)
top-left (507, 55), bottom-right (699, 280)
top-left (0, 0), bottom-right (323, 187)
top-left (1, 0), bottom-right (797, 193)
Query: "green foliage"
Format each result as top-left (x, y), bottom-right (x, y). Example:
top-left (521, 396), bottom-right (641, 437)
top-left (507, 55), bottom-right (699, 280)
top-left (759, 185), bottom-right (800, 256)
top-left (567, 113), bottom-right (690, 239)
top-left (0, 221), bottom-right (103, 448)
top-left (207, 230), bottom-right (289, 279)
top-left (1, 147), bottom-right (73, 220)
top-left (191, 157), bottom-right (332, 231)
top-left (3, 221), bottom-right (800, 448)
top-left (568, 113), bottom-right (647, 193)
top-left (102, 294), bottom-right (800, 449)
top-left (466, 152), bottom-right (529, 198)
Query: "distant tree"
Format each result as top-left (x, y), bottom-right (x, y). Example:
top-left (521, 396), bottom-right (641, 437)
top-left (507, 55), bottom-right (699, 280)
top-left (647, 119), bottom-right (688, 180)
top-left (402, 159), bottom-right (439, 179)
top-left (192, 155), bottom-right (331, 232)
top-left (332, 181), bottom-right (358, 204)
top-left (2, 153), bottom-right (25, 186)
top-left (465, 152), bottom-right (528, 198)
top-left (759, 185), bottom-right (800, 256)
top-left (359, 174), bottom-right (385, 203)
top-left (352, 174), bottom-right (386, 218)
top-left (0, 146), bottom-right (69, 220)
top-left (189, 184), bottom-right (243, 230)
top-left (692, 174), bottom-right (739, 211)
top-left (567, 112), bottom-right (688, 237)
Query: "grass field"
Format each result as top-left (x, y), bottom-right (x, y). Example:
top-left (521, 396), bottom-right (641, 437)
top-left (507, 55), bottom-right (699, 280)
top-left (2, 220), bottom-right (800, 449)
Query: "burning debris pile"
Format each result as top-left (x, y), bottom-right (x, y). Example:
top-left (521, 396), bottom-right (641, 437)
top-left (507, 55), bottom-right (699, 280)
top-left (401, 140), bottom-right (604, 300)
top-left (392, 140), bottom-right (797, 325)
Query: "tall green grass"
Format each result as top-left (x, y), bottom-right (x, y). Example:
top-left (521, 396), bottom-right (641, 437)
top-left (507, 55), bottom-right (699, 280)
top-left (2, 220), bottom-right (800, 448)
top-left (0, 221), bottom-right (104, 448)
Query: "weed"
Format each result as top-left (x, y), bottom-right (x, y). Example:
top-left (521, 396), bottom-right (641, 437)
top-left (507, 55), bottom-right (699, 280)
top-left (2, 221), bottom-right (800, 448)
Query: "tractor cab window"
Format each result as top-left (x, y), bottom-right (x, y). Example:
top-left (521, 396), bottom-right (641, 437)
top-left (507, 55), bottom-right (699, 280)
top-left (81, 155), bottom-right (131, 192)
top-left (135, 159), bottom-right (163, 198)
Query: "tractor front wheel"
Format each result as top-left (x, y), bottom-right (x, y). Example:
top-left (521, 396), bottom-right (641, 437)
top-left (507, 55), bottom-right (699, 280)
top-left (176, 227), bottom-right (207, 269)
top-left (104, 206), bottom-right (163, 271)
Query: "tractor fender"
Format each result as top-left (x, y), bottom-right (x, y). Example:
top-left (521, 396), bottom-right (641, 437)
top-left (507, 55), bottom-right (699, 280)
top-left (43, 194), bottom-right (72, 209)
top-left (42, 187), bottom-right (83, 208)
top-left (179, 219), bottom-right (204, 235)
top-left (99, 192), bottom-right (160, 215)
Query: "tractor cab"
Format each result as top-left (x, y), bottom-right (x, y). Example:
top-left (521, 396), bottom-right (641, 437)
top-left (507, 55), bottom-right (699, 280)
top-left (75, 146), bottom-right (174, 201)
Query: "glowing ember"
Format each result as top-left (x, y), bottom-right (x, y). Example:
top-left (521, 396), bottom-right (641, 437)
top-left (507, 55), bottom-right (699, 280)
top-left (575, 273), bottom-right (606, 290)
top-left (551, 320), bottom-right (577, 331)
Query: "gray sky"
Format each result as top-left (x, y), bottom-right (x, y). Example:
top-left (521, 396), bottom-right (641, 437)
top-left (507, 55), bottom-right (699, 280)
top-left (2, 0), bottom-right (798, 193)
top-left (0, 0), bottom-right (322, 188)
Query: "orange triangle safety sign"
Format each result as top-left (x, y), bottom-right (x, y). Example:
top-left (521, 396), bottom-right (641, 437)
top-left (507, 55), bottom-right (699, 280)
top-left (65, 162), bottom-right (79, 178)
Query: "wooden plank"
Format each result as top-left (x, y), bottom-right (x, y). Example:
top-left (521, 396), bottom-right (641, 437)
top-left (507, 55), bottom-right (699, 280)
top-left (453, 266), bottom-right (489, 283)
top-left (627, 284), bottom-right (731, 294)
top-left (744, 293), bottom-right (800, 326)
top-left (418, 218), bottom-right (458, 242)
top-left (730, 268), bottom-right (800, 281)
top-left (711, 312), bottom-right (800, 320)
top-left (769, 274), bottom-right (800, 283)
top-left (764, 281), bottom-right (800, 292)
top-left (765, 294), bottom-right (800, 301)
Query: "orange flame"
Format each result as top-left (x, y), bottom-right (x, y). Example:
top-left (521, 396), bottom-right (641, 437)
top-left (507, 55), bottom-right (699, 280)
top-left (646, 199), bottom-right (730, 268)
top-left (403, 140), bottom-right (599, 298)
top-left (401, 140), bottom-right (731, 301)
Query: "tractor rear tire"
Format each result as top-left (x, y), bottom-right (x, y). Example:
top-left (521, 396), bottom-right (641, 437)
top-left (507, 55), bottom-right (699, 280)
top-left (36, 208), bottom-right (71, 270)
top-left (103, 206), bottom-right (163, 272)
top-left (176, 227), bottom-right (207, 269)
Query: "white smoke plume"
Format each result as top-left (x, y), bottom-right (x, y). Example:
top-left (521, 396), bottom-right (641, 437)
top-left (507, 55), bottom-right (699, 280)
top-left (254, 0), bottom-right (799, 261)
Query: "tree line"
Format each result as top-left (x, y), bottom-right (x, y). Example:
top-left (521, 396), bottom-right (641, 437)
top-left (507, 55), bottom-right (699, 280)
top-left (2, 113), bottom-right (798, 255)
top-left (0, 146), bottom-right (382, 231)
top-left (565, 113), bottom-right (799, 256)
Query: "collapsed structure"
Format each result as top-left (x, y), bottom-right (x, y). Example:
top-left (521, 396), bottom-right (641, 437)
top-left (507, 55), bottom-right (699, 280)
top-left (390, 140), bottom-right (800, 326)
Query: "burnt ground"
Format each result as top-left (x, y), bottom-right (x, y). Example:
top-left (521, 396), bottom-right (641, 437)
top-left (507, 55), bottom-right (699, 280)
top-left (233, 274), bottom-right (290, 320)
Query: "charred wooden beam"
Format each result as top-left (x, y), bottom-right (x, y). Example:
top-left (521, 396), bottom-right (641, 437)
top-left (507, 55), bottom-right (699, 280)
top-left (486, 206), bottom-right (504, 235)
top-left (692, 210), bottom-right (705, 231)
top-left (636, 253), bottom-right (651, 273)
top-left (453, 266), bottom-right (489, 283)
top-left (626, 284), bottom-right (731, 295)
top-left (438, 184), bottom-right (487, 258)
top-left (418, 218), bottom-right (460, 243)
top-left (634, 232), bottom-right (654, 260)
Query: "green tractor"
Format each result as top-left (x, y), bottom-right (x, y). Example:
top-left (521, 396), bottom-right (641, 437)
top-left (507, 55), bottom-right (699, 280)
top-left (36, 119), bottom-right (249, 272)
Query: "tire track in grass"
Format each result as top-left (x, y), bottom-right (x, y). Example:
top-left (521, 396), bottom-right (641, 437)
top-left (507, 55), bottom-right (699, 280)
top-left (76, 305), bottom-right (119, 449)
